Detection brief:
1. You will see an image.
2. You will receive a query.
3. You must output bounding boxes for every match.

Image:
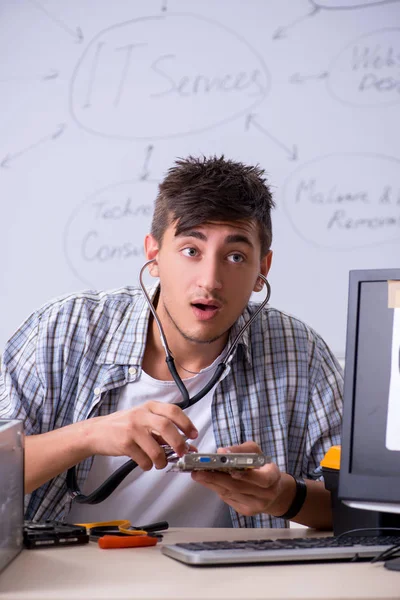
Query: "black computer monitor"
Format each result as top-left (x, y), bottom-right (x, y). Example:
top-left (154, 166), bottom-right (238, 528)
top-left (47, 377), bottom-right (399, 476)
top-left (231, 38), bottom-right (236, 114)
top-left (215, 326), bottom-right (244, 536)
top-left (339, 268), bottom-right (400, 517)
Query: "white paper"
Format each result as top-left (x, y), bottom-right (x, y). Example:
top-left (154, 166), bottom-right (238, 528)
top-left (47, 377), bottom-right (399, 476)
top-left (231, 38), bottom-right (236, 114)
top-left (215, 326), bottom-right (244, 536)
top-left (385, 308), bottom-right (400, 451)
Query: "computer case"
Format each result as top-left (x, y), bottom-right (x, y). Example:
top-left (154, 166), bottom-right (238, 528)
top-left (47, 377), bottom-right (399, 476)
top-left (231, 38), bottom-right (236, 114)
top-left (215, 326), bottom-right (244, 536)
top-left (0, 419), bottom-right (24, 574)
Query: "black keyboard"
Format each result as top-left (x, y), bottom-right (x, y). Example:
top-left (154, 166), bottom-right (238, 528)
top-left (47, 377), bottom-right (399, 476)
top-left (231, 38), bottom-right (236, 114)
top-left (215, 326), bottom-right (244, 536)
top-left (162, 535), bottom-right (400, 566)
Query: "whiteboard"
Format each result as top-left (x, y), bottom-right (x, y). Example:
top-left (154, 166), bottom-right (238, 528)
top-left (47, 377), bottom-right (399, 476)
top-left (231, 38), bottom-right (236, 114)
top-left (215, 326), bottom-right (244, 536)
top-left (1, 0), bottom-right (400, 358)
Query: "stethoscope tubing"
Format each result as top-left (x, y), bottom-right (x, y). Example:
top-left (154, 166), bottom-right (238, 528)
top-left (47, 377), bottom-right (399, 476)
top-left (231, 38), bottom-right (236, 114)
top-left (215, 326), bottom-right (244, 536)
top-left (67, 261), bottom-right (271, 504)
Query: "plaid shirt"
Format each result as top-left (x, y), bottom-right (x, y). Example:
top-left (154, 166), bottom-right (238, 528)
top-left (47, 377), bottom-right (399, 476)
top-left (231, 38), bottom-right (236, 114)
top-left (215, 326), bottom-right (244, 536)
top-left (0, 285), bottom-right (343, 528)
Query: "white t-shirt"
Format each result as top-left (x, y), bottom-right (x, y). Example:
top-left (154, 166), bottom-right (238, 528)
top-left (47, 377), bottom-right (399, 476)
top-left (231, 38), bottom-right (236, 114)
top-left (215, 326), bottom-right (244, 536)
top-left (68, 353), bottom-right (232, 527)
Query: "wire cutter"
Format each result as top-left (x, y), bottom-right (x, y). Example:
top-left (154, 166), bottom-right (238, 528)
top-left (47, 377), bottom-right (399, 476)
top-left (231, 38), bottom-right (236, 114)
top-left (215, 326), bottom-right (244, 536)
top-left (75, 520), bottom-right (169, 549)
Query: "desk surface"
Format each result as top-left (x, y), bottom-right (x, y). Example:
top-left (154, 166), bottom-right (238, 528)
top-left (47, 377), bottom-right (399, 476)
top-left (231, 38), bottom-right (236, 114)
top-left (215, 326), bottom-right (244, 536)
top-left (0, 527), bottom-right (399, 600)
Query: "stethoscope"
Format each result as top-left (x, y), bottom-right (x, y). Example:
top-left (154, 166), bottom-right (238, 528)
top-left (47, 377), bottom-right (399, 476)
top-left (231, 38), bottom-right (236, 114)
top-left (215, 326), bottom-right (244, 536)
top-left (67, 260), bottom-right (271, 504)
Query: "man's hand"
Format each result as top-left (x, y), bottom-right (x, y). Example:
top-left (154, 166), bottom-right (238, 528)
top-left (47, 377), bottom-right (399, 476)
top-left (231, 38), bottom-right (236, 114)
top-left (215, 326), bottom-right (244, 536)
top-left (84, 401), bottom-right (198, 471)
top-left (24, 401), bottom-right (198, 494)
top-left (191, 441), bottom-right (292, 517)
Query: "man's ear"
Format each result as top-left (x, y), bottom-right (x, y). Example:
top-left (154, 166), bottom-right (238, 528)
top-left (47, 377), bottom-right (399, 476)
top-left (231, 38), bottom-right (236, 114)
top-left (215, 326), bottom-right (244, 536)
top-left (144, 234), bottom-right (160, 278)
top-left (253, 250), bottom-right (273, 292)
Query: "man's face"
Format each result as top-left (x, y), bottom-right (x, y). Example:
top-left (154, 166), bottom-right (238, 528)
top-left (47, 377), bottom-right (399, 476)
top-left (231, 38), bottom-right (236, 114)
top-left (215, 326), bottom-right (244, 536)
top-left (145, 220), bottom-right (272, 347)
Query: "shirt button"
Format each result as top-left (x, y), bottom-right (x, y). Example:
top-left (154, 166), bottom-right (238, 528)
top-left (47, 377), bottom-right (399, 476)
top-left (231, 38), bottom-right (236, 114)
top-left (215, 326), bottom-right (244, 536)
top-left (94, 387), bottom-right (102, 396)
top-left (128, 367), bottom-right (137, 376)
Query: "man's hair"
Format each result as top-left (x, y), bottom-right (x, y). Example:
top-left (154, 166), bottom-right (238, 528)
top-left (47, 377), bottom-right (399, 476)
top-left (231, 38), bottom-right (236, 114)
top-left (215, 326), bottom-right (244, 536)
top-left (151, 155), bottom-right (275, 256)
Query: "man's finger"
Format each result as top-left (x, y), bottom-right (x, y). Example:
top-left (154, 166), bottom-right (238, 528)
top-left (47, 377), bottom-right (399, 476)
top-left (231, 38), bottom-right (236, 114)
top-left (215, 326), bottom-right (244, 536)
top-left (192, 468), bottom-right (280, 497)
top-left (147, 402), bottom-right (199, 440)
top-left (192, 472), bottom-right (274, 516)
top-left (229, 463), bottom-right (281, 489)
top-left (217, 441), bottom-right (262, 454)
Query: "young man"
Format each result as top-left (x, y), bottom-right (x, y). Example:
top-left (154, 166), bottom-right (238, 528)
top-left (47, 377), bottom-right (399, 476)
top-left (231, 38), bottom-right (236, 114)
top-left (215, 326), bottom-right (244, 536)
top-left (0, 156), bottom-right (343, 529)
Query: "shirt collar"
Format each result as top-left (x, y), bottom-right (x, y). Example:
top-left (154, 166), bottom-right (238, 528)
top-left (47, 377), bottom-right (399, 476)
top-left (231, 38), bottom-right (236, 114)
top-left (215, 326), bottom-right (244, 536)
top-left (96, 283), bottom-right (159, 366)
top-left (227, 307), bottom-right (253, 366)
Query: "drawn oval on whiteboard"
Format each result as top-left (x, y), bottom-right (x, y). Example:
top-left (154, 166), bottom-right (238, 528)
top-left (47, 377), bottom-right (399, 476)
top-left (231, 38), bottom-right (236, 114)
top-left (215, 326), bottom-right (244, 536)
top-left (312, 0), bottom-right (400, 8)
top-left (327, 28), bottom-right (400, 107)
top-left (64, 179), bottom-right (156, 288)
top-left (282, 153), bottom-right (400, 250)
top-left (70, 13), bottom-right (270, 140)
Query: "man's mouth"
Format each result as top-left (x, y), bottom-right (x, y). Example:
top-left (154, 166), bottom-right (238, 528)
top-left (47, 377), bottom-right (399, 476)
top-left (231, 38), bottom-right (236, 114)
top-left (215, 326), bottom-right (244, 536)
top-left (192, 303), bottom-right (218, 312)
top-left (191, 302), bottom-right (221, 321)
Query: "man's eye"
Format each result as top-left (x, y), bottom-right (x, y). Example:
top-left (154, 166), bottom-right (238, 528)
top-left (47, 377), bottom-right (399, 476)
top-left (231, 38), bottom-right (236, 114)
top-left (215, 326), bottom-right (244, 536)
top-left (228, 254), bottom-right (244, 263)
top-left (182, 247), bottom-right (198, 257)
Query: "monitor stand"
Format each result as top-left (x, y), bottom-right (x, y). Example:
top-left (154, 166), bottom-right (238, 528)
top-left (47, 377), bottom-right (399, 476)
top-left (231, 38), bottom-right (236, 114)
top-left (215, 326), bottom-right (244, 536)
top-left (384, 558), bottom-right (400, 572)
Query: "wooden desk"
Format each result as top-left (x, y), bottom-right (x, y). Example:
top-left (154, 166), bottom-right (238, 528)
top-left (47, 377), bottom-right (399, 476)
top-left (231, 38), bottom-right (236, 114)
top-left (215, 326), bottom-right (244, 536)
top-left (0, 528), bottom-right (399, 600)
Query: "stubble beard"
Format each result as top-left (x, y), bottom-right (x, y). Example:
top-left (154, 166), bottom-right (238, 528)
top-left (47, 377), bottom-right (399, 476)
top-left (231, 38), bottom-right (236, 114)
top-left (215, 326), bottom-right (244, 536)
top-left (163, 302), bottom-right (229, 346)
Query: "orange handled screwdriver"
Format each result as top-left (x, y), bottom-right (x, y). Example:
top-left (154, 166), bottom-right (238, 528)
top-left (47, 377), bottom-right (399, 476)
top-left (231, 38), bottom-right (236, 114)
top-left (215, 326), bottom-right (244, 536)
top-left (98, 535), bottom-right (158, 549)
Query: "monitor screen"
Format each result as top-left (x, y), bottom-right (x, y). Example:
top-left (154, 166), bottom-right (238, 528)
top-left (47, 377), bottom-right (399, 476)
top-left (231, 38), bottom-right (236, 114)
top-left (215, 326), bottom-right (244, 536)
top-left (339, 269), bottom-right (400, 507)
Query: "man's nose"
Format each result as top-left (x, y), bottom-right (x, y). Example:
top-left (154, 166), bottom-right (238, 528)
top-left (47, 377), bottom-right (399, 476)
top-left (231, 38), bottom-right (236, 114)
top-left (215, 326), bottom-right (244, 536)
top-left (197, 257), bottom-right (223, 291)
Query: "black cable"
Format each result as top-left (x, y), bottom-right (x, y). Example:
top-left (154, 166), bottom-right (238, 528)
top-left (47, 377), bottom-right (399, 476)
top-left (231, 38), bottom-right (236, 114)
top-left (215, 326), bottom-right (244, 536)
top-left (336, 527), bottom-right (400, 540)
top-left (67, 455), bottom-right (139, 504)
top-left (333, 527), bottom-right (400, 565)
top-left (371, 543), bottom-right (400, 564)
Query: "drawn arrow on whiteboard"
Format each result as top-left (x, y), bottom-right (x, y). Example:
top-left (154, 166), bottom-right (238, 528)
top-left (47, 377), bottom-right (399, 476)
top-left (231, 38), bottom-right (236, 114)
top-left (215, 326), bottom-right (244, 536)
top-left (272, 5), bottom-right (320, 40)
top-left (245, 114), bottom-right (298, 161)
top-left (289, 71), bottom-right (329, 84)
top-left (309, 0), bottom-right (400, 11)
top-left (41, 69), bottom-right (60, 81)
top-left (28, 0), bottom-right (84, 43)
top-left (139, 145), bottom-right (154, 180)
top-left (1, 123), bottom-right (66, 169)
top-left (0, 69), bottom-right (60, 83)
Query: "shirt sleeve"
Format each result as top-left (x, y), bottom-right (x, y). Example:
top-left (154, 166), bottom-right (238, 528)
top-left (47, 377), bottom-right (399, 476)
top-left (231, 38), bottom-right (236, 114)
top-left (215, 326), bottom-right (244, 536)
top-left (0, 310), bottom-right (45, 435)
top-left (304, 332), bottom-right (344, 478)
